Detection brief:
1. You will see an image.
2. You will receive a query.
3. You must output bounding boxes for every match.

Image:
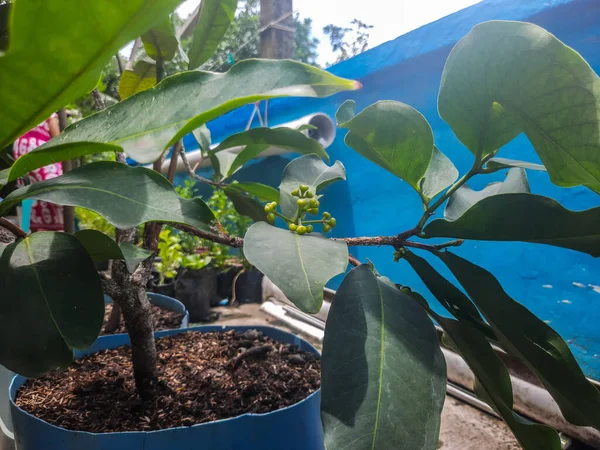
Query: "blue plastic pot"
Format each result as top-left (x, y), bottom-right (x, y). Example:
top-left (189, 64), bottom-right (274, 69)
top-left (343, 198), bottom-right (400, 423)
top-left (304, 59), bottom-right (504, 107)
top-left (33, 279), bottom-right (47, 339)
top-left (10, 326), bottom-right (324, 450)
top-left (104, 292), bottom-right (190, 332)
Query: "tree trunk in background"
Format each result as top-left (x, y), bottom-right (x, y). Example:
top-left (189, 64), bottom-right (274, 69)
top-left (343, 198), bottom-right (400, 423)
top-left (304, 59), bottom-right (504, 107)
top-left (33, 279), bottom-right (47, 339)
top-left (58, 108), bottom-right (74, 233)
top-left (260, 0), bottom-right (294, 59)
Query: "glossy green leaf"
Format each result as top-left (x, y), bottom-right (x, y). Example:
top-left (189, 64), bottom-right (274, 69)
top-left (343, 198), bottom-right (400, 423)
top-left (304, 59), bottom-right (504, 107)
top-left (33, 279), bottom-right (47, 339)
top-left (244, 222), bottom-right (348, 313)
top-left (339, 100), bottom-right (434, 191)
top-left (142, 18), bottom-right (179, 62)
top-left (439, 20), bottom-right (600, 192)
top-left (224, 187), bottom-right (266, 222)
top-left (444, 168), bottom-right (530, 221)
top-left (404, 251), bottom-right (494, 340)
top-left (424, 194), bottom-right (600, 256)
top-left (279, 154), bottom-right (346, 219)
top-left (211, 127), bottom-right (329, 177)
top-left (440, 251), bottom-right (600, 429)
top-left (0, 0), bottom-right (181, 150)
top-left (335, 99), bottom-right (356, 125)
top-left (411, 289), bottom-right (561, 450)
top-left (227, 182), bottom-right (279, 202)
top-left (420, 147), bottom-right (459, 203)
top-left (0, 232), bottom-right (104, 376)
top-left (188, 0), bottom-right (238, 69)
top-left (36, 59), bottom-right (358, 164)
top-left (0, 142), bottom-right (121, 187)
top-left (321, 264), bottom-right (446, 449)
top-left (0, 162), bottom-right (215, 232)
top-left (118, 60), bottom-right (157, 100)
top-left (75, 229), bottom-right (153, 273)
top-left (484, 158), bottom-right (546, 173)
top-left (211, 150), bottom-right (238, 182)
top-left (192, 124), bottom-right (211, 152)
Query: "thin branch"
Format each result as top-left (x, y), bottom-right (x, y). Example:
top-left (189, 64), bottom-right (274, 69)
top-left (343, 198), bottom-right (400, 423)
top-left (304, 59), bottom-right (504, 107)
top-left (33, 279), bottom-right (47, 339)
top-left (172, 223), bottom-right (244, 248)
top-left (179, 147), bottom-right (222, 187)
top-left (348, 254), bottom-right (360, 267)
top-left (91, 88), bottom-right (106, 110)
top-left (0, 218), bottom-right (27, 238)
top-left (166, 141), bottom-right (183, 183)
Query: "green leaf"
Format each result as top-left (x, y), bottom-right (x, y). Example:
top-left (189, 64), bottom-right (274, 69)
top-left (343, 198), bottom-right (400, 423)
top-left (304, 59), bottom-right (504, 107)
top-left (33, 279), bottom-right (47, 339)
top-left (279, 154), bottom-right (346, 219)
top-left (484, 158), bottom-right (546, 173)
top-left (224, 187), bottom-right (266, 222)
top-left (188, 0), bottom-right (238, 69)
top-left (335, 99), bottom-right (356, 125)
top-left (228, 182), bottom-right (279, 202)
top-left (118, 60), bottom-right (157, 100)
top-left (440, 251), bottom-right (600, 429)
top-left (75, 229), bottom-right (153, 272)
top-left (141, 18), bottom-right (179, 62)
top-left (321, 264), bottom-right (446, 450)
top-left (404, 251), bottom-right (495, 340)
top-left (0, 142), bottom-right (121, 187)
top-left (0, 0), bottom-right (181, 150)
top-left (211, 150), bottom-right (238, 182)
top-left (438, 20), bottom-right (600, 192)
top-left (0, 232), bottom-right (104, 376)
top-left (243, 222), bottom-right (348, 313)
top-left (444, 168), bottom-right (530, 221)
top-left (210, 127), bottom-right (329, 177)
top-left (413, 290), bottom-right (561, 450)
top-left (192, 124), bottom-right (212, 153)
top-left (420, 147), bottom-right (459, 203)
top-left (424, 193), bottom-right (600, 256)
top-left (35, 59), bottom-right (359, 164)
top-left (0, 162), bottom-right (215, 232)
top-left (338, 100), bottom-right (434, 191)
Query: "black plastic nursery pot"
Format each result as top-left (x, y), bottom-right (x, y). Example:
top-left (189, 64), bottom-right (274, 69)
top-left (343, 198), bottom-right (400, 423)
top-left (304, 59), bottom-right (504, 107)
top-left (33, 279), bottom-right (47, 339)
top-left (9, 326), bottom-right (324, 450)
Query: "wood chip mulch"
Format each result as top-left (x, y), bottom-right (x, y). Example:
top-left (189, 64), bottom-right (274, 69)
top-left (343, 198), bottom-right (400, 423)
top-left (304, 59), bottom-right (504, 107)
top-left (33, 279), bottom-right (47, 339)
top-left (101, 303), bottom-right (184, 335)
top-left (15, 329), bottom-right (321, 433)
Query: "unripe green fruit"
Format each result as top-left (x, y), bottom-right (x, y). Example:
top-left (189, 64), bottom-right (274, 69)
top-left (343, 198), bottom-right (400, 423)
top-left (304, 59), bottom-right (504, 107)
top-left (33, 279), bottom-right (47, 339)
top-left (323, 224), bottom-right (331, 232)
top-left (291, 188), bottom-right (300, 197)
top-left (328, 218), bottom-right (337, 227)
top-left (297, 225), bottom-right (307, 235)
top-left (299, 184), bottom-right (309, 192)
top-left (267, 213), bottom-right (275, 223)
top-left (297, 198), bottom-right (308, 207)
top-left (309, 198), bottom-right (319, 208)
top-left (322, 211), bottom-right (331, 219)
top-left (264, 204), bottom-right (272, 213)
top-left (308, 208), bottom-right (319, 215)
top-left (306, 225), bottom-right (314, 233)
top-left (289, 223), bottom-right (297, 231)
top-left (305, 191), bottom-right (314, 198)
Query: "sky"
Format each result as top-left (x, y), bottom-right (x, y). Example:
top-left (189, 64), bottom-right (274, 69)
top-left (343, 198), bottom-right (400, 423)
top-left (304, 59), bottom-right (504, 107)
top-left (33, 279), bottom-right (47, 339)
top-left (177, 0), bottom-right (481, 67)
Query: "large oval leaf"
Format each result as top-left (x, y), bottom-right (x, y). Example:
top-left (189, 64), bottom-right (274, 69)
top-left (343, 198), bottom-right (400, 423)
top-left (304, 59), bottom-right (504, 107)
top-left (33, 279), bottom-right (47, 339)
top-left (118, 60), bottom-right (157, 100)
top-left (142, 18), bottom-right (179, 62)
top-left (338, 100), bottom-right (434, 191)
top-left (210, 127), bottom-right (329, 177)
top-left (440, 252), bottom-right (600, 429)
top-left (0, 0), bottom-right (181, 150)
top-left (444, 167), bottom-right (530, 221)
top-left (279, 154), bottom-right (346, 219)
top-left (243, 222), bottom-right (348, 313)
top-left (0, 232), bottom-right (104, 376)
top-left (424, 193), bottom-right (600, 256)
top-left (321, 264), bottom-right (446, 449)
top-left (35, 59), bottom-right (359, 164)
top-left (439, 20), bottom-right (600, 192)
top-left (0, 162), bottom-right (215, 231)
top-left (188, 0), bottom-right (238, 69)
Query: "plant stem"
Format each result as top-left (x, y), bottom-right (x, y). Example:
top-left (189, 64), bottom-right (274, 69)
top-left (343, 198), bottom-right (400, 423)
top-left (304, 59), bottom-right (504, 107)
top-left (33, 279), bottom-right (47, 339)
top-left (179, 148), bottom-right (222, 187)
top-left (0, 217), bottom-right (27, 238)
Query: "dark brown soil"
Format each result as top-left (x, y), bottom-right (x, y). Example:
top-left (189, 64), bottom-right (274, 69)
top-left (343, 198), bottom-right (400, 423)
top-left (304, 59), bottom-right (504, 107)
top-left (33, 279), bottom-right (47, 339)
top-left (15, 330), bottom-right (320, 433)
top-left (101, 303), bottom-right (184, 335)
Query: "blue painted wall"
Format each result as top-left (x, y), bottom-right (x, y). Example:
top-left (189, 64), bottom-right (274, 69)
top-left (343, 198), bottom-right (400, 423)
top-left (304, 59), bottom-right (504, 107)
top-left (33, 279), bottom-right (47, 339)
top-left (180, 0), bottom-right (600, 377)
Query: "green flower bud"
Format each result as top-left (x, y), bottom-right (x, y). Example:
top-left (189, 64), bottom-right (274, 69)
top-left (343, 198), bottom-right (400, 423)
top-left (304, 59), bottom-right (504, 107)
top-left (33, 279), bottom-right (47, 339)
top-left (291, 188), bottom-right (300, 197)
top-left (299, 184), bottom-right (309, 193)
top-left (328, 218), bottom-right (337, 228)
top-left (322, 224), bottom-right (331, 232)
top-left (322, 211), bottom-right (331, 219)
top-left (309, 198), bottom-right (320, 208)
top-left (306, 225), bottom-right (314, 233)
top-left (289, 223), bottom-right (297, 231)
top-left (308, 208), bottom-right (319, 215)
top-left (297, 225), bottom-right (307, 235)
top-left (297, 198), bottom-right (308, 207)
top-left (267, 213), bottom-right (275, 223)
top-left (305, 191), bottom-right (314, 198)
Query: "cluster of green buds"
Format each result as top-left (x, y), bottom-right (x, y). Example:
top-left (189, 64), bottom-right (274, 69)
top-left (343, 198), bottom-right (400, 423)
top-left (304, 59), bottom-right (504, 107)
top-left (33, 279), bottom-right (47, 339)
top-left (262, 184), bottom-right (337, 235)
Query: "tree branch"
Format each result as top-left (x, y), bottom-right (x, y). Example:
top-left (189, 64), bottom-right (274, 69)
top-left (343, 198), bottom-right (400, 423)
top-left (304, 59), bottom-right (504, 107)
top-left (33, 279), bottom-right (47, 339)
top-left (179, 148), bottom-right (222, 187)
top-left (172, 223), bottom-right (244, 248)
top-left (0, 218), bottom-right (27, 239)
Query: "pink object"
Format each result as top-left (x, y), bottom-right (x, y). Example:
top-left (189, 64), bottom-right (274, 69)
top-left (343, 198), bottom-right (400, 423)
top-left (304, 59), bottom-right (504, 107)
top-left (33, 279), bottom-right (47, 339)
top-left (12, 113), bottom-right (64, 232)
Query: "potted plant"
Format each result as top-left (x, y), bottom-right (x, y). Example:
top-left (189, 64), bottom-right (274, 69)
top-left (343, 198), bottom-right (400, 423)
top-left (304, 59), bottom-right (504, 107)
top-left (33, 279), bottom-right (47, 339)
top-left (1, 3), bottom-right (599, 450)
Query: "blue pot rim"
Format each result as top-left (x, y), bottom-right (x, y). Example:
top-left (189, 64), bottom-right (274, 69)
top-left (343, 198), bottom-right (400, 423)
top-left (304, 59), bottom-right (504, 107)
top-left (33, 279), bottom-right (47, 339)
top-left (10, 325), bottom-right (321, 437)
